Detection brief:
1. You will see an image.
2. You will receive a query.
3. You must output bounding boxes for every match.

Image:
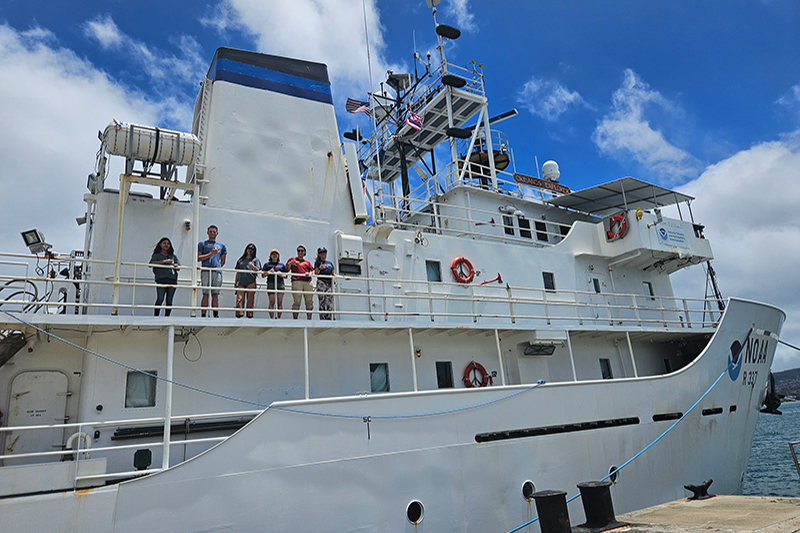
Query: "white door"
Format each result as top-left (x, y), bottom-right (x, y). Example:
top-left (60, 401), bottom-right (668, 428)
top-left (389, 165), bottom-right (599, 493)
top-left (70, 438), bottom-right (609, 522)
top-left (5, 371), bottom-right (69, 465)
top-left (367, 249), bottom-right (400, 321)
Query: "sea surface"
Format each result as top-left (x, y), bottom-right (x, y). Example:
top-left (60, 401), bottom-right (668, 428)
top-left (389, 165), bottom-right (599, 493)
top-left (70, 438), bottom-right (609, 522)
top-left (742, 400), bottom-right (800, 497)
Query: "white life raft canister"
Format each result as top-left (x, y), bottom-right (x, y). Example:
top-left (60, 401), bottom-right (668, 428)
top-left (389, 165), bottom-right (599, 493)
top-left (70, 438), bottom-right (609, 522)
top-left (103, 119), bottom-right (200, 166)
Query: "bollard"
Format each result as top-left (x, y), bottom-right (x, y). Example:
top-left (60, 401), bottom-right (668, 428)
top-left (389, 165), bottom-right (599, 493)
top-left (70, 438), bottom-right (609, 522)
top-left (531, 490), bottom-right (571, 533)
top-left (574, 480), bottom-right (625, 532)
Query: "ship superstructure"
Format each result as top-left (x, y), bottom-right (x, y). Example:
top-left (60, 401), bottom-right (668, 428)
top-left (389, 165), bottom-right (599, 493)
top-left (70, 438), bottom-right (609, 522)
top-left (0, 7), bottom-right (784, 533)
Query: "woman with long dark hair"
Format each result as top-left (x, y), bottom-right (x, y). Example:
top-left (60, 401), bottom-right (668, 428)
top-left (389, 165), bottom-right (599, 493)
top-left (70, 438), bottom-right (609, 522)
top-left (149, 237), bottom-right (180, 316)
top-left (234, 243), bottom-right (261, 318)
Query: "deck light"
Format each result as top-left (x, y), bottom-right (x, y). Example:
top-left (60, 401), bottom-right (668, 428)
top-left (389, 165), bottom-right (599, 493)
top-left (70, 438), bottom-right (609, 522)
top-left (21, 229), bottom-right (51, 254)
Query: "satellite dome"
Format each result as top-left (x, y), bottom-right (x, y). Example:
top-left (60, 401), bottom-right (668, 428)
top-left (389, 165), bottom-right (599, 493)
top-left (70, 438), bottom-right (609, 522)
top-left (542, 160), bottom-right (560, 181)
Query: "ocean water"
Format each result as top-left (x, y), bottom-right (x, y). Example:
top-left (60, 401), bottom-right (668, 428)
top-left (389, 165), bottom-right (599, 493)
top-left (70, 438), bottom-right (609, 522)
top-left (742, 400), bottom-right (800, 497)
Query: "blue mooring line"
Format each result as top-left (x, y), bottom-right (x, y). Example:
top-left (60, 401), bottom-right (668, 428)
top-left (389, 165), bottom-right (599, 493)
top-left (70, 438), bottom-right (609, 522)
top-left (505, 362), bottom-right (731, 533)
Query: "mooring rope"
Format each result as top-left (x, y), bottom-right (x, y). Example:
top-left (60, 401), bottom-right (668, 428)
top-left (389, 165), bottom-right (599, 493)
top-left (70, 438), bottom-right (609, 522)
top-left (505, 362), bottom-right (732, 533)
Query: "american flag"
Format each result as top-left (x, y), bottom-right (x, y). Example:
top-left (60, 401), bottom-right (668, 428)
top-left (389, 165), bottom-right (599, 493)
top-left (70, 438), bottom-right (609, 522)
top-left (405, 111), bottom-right (423, 131)
top-left (346, 98), bottom-right (371, 117)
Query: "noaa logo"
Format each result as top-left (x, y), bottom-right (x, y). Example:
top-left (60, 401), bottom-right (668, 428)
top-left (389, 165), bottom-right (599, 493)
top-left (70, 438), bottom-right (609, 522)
top-left (658, 227), bottom-right (669, 241)
top-left (728, 340), bottom-right (742, 381)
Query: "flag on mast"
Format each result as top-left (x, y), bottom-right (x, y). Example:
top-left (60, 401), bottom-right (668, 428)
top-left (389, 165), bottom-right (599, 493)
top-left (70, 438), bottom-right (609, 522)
top-left (405, 111), bottom-right (423, 131)
top-left (346, 98), bottom-right (371, 117)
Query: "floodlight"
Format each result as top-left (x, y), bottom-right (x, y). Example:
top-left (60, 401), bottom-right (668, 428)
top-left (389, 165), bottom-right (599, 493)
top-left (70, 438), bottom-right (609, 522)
top-left (21, 229), bottom-right (51, 254)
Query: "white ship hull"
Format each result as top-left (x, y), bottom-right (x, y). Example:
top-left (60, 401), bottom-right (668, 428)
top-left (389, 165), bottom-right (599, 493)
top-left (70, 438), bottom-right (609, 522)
top-left (0, 298), bottom-right (783, 532)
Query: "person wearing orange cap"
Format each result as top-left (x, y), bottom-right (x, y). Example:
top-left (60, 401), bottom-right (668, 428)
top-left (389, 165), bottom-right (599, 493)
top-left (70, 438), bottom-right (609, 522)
top-left (261, 249), bottom-right (287, 318)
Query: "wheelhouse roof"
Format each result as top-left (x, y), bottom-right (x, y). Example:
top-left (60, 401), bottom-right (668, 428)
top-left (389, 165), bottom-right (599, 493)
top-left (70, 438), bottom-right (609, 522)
top-left (546, 176), bottom-right (694, 216)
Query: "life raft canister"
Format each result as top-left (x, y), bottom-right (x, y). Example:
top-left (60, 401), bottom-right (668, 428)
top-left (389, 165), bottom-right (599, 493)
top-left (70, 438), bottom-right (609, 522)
top-left (463, 361), bottom-right (492, 388)
top-left (605, 214), bottom-right (628, 241)
top-left (451, 256), bottom-right (475, 284)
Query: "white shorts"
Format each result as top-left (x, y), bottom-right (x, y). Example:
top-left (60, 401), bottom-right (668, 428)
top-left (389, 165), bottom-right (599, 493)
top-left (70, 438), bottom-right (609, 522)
top-left (201, 270), bottom-right (223, 295)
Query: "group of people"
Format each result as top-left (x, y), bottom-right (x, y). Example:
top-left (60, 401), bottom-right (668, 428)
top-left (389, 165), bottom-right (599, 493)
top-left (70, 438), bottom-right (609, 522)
top-left (149, 225), bottom-right (343, 319)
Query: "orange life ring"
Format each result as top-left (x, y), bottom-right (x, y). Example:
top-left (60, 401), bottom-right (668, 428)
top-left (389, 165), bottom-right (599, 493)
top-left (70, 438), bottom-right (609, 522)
top-left (606, 214), bottom-right (627, 240)
top-left (463, 361), bottom-right (492, 388)
top-left (451, 256), bottom-right (475, 284)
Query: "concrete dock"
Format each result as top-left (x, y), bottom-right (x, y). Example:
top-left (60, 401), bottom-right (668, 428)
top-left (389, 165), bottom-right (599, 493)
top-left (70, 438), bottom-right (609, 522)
top-left (618, 496), bottom-right (800, 533)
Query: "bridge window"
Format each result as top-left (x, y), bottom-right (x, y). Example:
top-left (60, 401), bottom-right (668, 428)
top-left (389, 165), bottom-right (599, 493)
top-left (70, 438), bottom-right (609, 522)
top-left (370, 363), bottom-right (390, 393)
top-left (502, 216), bottom-right (515, 236)
top-left (125, 370), bottom-right (157, 408)
top-left (535, 221), bottom-right (548, 242)
top-left (518, 218), bottom-right (532, 239)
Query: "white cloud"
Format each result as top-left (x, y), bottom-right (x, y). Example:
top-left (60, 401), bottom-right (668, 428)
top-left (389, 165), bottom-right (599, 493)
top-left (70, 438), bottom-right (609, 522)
top-left (201, 0), bottom-right (395, 97)
top-left (671, 132), bottom-right (800, 371)
top-left (777, 82), bottom-right (800, 120)
top-left (593, 69), bottom-right (700, 182)
top-left (83, 14), bottom-right (204, 128)
top-left (445, 0), bottom-right (476, 33)
top-left (83, 13), bottom-right (124, 50)
top-left (517, 76), bottom-right (592, 122)
top-left (0, 24), bottom-right (164, 253)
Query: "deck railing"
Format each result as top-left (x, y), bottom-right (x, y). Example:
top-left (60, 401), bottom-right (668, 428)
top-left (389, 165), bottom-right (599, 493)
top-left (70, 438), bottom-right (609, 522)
top-left (0, 408), bottom-right (260, 490)
top-left (0, 252), bottom-right (724, 329)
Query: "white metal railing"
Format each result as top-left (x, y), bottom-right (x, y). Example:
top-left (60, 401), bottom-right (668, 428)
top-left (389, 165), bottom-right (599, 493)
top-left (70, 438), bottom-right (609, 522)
top-left (0, 252), bottom-right (724, 328)
top-left (0, 409), bottom-right (261, 487)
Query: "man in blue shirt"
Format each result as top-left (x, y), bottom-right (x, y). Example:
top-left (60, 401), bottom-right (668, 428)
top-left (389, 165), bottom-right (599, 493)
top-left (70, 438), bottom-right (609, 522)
top-left (197, 225), bottom-right (227, 317)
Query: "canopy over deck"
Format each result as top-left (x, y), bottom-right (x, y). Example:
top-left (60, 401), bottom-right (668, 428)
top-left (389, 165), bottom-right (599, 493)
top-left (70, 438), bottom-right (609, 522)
top-left (546, 176), bottom-right (693, 216)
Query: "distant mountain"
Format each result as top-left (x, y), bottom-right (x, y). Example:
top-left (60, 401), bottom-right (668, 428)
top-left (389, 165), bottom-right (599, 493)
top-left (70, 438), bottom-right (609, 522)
top-left (773, 368), bottom-right (800, 399)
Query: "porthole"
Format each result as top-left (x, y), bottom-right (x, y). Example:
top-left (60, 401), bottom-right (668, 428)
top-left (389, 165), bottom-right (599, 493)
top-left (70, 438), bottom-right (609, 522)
top-left (406, 500), bottom-right (424, 524)
top-left (608, 466), bottom-right (619, 483)
top-left (522, 480), bottom-right (536, 501)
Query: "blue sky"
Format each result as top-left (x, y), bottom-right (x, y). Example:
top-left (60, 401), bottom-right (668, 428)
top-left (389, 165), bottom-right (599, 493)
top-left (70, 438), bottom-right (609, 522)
top-left (1, 0), bottom-right (800, 369)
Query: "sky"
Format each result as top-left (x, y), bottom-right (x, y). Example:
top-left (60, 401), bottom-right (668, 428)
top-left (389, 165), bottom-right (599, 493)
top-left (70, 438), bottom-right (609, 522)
top-left (1, 0), bottom-right (799, 369)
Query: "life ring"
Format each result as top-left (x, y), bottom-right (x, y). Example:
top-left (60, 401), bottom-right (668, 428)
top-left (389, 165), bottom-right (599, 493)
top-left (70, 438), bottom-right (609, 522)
top-left (606, 214), bottom-right (627, 240)
top-left (463, 361), bottom-right (492, 388)
top-left (451, 256), bottom-right (475, 284)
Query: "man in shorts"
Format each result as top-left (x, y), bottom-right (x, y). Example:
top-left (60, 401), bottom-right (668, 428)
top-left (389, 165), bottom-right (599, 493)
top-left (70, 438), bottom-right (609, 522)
top-left (197, 225), bottom-right (227, 317)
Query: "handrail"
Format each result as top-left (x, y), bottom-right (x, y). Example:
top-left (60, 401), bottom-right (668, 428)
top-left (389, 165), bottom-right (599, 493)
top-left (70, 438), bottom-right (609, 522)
top-left (0, 258), bottom-right (722, 330)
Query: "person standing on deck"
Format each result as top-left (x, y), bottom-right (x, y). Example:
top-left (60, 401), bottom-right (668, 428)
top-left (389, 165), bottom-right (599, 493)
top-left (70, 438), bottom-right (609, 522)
top-left (197, 225), bottom-right (227, 317)
top-left (286, 244), bottom-right (314, 320)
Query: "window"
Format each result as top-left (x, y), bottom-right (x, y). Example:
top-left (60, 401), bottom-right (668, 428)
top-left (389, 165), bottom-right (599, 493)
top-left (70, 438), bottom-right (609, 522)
top-left (643, 281), bottom-right (655, 300)
top-left (502, 216), bottom-right (515, 236)
top-left (664, 358), bottom-right (673, 373)
top-left (592, 278), bottom-right (601, 294)
top-left (560, 224), bottom-right (571, 237)
top-left (599, 359), bottom-right (613, 380)
top-left (436, 361), bottom-right (454, 388)
top-left (535, 221), bottom-right (548, 242)
top-left (518, 218), bottom-right (532, 239)
top-left (425, 260), bottom-right (441, 282)
top-left (125, 370), bottom-right (157, 408)
top-left (370, 363), bottom-right (390, 392)
top-left (542, 272), bottom-right (556, 292)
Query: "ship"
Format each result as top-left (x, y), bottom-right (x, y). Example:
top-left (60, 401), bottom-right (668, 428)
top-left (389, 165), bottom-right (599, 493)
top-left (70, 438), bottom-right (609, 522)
top-left (0, 5), bottom-right (785, 532)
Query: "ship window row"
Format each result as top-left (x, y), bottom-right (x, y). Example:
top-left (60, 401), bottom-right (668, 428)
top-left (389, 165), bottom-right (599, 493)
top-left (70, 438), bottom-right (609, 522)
top-left (501, 217), bottom-right (568, 243)
top-left (125, 361), bottom-right (457, 407)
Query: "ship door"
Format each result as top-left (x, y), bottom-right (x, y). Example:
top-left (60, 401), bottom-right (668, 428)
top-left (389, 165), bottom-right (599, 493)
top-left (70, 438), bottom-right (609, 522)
top-left (366, 249), bottom-right (400, 321)
top-left (585, 271), bottom-right (610, 322)
top-left (5, 371), bottom-right (69, 465)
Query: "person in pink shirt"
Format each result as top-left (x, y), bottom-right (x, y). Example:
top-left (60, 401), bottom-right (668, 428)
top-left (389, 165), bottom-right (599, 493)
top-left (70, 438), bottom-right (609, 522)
top-left (286, 244), bottom-right (314, 319)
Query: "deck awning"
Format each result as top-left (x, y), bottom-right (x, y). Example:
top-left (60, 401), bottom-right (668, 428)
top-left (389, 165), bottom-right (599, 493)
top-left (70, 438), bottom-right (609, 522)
top-left (546, 176), bottom-right (693, 216)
